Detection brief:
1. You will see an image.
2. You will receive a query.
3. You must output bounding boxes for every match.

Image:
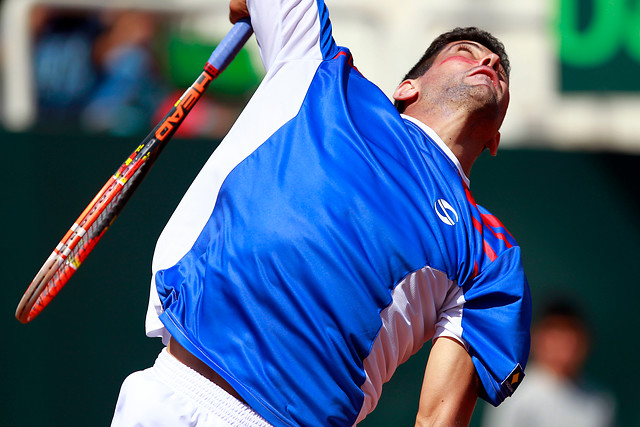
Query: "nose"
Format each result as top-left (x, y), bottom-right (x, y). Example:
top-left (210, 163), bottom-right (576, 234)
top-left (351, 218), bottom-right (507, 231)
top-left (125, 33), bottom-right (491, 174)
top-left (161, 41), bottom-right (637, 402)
top-left (480, 52), bottom-right (501, 73)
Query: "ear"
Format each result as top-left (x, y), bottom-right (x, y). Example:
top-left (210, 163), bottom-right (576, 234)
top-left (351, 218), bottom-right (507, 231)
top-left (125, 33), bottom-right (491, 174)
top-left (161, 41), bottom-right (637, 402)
top-left (393, 80), bottom-right (419, 104)
top-left (486, 132), bottom-right (500, 156)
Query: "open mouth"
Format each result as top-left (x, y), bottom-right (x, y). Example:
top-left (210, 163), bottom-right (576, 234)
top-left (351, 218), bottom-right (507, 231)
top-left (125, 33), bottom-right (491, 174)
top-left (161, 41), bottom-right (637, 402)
top-left (468, 67), bottom-right (499, 91)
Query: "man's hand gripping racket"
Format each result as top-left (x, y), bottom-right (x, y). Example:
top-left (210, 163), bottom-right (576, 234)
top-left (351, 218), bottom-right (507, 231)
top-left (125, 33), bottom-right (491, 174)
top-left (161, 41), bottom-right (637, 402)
top-left (15, 19), bottom-right (253, 324)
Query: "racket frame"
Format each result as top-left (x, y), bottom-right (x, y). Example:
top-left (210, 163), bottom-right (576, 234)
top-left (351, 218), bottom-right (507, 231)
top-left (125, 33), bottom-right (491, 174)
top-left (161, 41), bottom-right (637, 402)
top-left (15, 18), bottom-right (253, 323)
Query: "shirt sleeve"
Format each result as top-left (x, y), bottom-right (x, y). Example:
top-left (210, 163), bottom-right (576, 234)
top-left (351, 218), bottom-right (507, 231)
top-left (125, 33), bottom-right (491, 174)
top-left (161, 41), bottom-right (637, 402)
top-left (460, 246), bottom-right (532, 406)
top-left (246, 0), bottom-right (338, 72)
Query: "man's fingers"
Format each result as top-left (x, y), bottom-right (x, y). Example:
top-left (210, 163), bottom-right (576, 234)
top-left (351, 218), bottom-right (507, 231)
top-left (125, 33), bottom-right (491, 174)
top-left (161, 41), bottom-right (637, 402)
top-left (229, 0), bottom-right (250, 23)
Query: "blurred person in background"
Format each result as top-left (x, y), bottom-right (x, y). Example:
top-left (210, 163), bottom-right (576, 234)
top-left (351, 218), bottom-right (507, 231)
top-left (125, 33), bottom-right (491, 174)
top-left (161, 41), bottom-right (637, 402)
top-left (81, 10), bottom-right (162, 136)
top-left (32, 7), bottom-right (163, 135)
top-left (31, 7), bottom-right (251, 138)
top-left (483, 297), bottom-right (616, 427)
top-left (32, 6), bottom-right (102, 125)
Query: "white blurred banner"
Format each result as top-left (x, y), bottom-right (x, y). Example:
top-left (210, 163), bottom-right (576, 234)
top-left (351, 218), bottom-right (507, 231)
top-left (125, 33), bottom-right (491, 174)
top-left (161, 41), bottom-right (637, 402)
top-left (2, 0), bottom-right (639, 152)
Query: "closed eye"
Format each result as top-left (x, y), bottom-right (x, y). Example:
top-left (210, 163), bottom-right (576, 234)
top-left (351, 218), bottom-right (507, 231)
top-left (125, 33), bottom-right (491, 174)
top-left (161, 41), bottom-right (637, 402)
top-left (456, 44), bottom-right (476, 55)
top-left (457, 43), bottom-right (507, 82)
top-left (497, 68), bottom-right (508, 82)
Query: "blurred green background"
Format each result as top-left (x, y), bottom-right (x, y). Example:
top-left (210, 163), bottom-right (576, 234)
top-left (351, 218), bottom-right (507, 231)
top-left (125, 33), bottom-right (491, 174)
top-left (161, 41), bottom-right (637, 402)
top-left (2, 130), bottom-right (638, 426)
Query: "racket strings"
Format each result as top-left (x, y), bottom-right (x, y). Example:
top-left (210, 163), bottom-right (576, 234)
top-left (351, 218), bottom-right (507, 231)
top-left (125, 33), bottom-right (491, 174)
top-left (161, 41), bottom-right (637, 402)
top-left (30, 168), bottom-right (144, 320)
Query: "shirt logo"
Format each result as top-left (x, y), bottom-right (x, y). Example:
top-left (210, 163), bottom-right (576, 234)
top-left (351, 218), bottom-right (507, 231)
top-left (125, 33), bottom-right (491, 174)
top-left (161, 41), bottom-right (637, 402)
top-left (502, 364), bottom-right (525, 395)
top-left (434, 199), bottom-right (459, 226)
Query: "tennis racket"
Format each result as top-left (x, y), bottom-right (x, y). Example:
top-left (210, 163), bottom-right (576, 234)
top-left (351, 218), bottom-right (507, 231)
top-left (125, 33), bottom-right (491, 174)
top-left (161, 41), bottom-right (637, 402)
top-left (16, 18), bottom-right (254, 324)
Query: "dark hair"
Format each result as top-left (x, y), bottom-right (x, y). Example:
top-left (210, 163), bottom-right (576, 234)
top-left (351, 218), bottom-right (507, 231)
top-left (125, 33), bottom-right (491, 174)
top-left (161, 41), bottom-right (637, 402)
top-left (536, 297), bottom-right (590, 335)
top-left (394, 27), bottom-right (510, 113)
top-left (539, 298), bottom-right (586, 324)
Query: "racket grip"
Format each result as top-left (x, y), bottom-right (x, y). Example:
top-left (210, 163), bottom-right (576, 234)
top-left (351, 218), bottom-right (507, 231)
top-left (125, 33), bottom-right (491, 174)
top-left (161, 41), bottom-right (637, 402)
top-left (206, 18), bottom-right (253, 75)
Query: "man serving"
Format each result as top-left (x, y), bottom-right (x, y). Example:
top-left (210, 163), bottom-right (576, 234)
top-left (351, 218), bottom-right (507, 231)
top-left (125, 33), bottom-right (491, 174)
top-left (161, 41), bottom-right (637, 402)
top-left (113, 0), bottom-right (531, 425)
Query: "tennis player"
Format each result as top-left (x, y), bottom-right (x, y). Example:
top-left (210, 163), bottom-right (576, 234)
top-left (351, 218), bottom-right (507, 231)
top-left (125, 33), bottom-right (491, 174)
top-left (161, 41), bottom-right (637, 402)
top-left (112, 0), bottom-right (531, 425)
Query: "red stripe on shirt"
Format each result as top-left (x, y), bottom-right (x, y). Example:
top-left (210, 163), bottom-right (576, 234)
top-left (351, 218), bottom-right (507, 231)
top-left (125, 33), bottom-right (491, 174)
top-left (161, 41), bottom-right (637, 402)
top-left (464, 180), bottom-right (508, 259)
top-left (483, 239), bottom-right (498, 262)
top-left (333, 51), bottom-right (361, 74)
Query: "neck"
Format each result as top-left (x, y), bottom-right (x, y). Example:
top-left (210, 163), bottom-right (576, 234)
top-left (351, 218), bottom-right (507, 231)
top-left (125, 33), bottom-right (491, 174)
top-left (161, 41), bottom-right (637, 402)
top-left (403, 106), bottom-right (497, 177)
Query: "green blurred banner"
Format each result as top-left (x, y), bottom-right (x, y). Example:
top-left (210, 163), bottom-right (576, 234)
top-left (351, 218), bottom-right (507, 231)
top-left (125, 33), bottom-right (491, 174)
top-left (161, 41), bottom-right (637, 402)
top-left (558, 0), bottom-right (640, 91)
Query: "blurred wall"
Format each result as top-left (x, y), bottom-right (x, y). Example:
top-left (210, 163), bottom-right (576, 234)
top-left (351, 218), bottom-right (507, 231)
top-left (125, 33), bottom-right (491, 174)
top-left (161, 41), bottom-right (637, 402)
top-left (2, 130), bottom-right (638, 426)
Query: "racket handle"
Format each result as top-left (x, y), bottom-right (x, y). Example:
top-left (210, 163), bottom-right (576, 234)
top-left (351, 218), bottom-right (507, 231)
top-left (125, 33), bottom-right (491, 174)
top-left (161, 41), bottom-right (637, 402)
top-left (206, 18), bottom-right (253, 76)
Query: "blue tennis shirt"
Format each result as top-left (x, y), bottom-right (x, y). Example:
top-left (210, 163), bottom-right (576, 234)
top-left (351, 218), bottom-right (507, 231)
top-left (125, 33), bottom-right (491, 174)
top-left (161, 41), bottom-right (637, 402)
top-left (146, 1), bottom-right (531, 425)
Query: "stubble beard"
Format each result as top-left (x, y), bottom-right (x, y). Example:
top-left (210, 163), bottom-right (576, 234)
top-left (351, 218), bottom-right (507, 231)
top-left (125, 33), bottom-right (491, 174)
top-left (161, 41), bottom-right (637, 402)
top-left (442, 82), bottom-right (501, 123)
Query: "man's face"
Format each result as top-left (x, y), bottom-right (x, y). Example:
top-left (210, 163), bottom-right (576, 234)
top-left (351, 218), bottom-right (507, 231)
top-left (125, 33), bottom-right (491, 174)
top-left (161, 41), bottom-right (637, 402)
top-left (418, 40), bottom-right (510, 128)
top-left (533, 317), bottom-right (589, 379)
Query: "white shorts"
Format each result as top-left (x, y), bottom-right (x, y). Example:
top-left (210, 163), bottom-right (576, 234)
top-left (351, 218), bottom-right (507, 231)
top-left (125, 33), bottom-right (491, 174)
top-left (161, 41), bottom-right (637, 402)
top-left (111, 349), bottom-right (272, 426)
